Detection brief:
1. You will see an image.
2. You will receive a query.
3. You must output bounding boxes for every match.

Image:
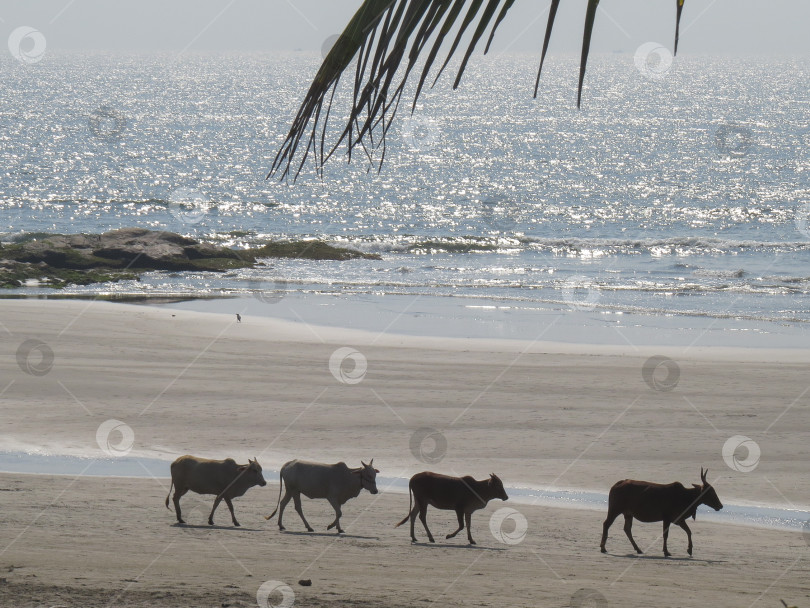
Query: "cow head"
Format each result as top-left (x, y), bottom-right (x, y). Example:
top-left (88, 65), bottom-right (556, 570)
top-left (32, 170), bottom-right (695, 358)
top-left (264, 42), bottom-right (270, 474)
top-left (359, 459), bottom-right (379, 494)
top-left (696, 467), bottom-right (722, 512)
top-left (240, 457), bottom-right (267, 487)
top-left (489, 473), bottom-right (509, 501)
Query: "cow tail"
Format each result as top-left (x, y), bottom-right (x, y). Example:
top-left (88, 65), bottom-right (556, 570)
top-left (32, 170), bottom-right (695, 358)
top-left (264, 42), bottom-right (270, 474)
top-left (395, 485), bottom-right (412, 528)
top-left (165, 481), bottom-right (174, 510)
top-left (264, 469), bottom-right (284, 521)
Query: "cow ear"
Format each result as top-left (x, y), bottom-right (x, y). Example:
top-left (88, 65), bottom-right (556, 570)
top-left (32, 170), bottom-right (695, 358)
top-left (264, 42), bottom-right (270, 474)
top-left (692, 484), bottom-right (701, 489)
top-left (374, 468), bottom-right (380, 473)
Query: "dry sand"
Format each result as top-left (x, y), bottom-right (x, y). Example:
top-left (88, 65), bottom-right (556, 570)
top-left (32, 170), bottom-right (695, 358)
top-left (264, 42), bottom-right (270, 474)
top-left (0, 299), bottom-right (808, 607)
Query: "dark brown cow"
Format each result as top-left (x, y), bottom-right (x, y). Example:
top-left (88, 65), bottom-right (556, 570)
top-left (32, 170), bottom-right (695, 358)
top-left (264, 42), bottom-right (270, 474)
top-left (395, 471), bottom-right (509, 544)
top-left (600, 468), bottom-right (723, 557)
top-left (165, 455), bottom-right (267, 526)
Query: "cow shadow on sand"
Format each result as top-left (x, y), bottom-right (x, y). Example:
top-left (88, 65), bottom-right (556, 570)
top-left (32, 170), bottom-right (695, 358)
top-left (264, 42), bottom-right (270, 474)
top-left (410, 542), bottom-right (507, 552)
top-left (277, 530), bottom-right (380, 541)
top-left (171, 523), bottom-right (265, 532)
top-left (606, 552), bottom-right (725, 564)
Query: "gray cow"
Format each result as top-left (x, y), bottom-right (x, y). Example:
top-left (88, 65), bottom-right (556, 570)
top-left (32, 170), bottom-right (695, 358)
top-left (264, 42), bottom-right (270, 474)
top-left (265, 459), bottom-right (378, 534)
top-left (165, 455), bottom-right (267, 526)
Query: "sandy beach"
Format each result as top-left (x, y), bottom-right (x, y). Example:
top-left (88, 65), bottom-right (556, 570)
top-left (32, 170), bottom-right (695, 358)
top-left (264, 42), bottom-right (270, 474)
top-left (1, 298), bottom-right (808, 607)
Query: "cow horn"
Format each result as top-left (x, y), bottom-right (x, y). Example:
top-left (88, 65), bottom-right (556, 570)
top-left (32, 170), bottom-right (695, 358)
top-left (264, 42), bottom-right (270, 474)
top-left (369, 458), bottom-right (373, 466)
top-left (361, 460), bottom-right (367, 467)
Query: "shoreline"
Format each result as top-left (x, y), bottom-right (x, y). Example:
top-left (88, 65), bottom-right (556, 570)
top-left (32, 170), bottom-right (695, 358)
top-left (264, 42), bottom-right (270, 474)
top-left (2, 298), bottom-right (809, 607)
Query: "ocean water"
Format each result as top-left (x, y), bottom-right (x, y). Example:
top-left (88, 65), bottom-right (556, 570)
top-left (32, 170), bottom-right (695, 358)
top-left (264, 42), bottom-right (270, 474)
top-left (2, 52), bottom-right (810, 343)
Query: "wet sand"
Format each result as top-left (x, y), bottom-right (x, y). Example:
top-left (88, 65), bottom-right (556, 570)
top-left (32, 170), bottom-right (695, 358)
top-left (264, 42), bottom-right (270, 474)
top-left (0, 299), bottom-right (808, 607)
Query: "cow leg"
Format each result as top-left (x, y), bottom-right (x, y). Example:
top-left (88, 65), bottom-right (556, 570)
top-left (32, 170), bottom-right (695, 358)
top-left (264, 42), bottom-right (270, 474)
top-left (446, 509), bottom-right (464, 539)
top-left (465, 512), bottom-right (475, 545)
top-left (600, 510), bottom-right (620, 553)
top-left (326, 499), bottom-right (344, 534)
top-left (623, 514), bottom-right (643, 554)
top-left (677, 520), bottom-right (693, 556)
top-left (662, 520), bottom-right (672, 557)
top-left (208, 495), bottom-right (223, 525)
top-left (409, 505), bottom-right (419, 543)
top-left (291, 493), bottom-right (314, 532)
top-left (277, 491), bottom-right (293, 531)
top-left (418, 504), bottom-right (435, 543)
top-left (224, 497), bottom-right (240, 527)
top-left (172, 486), bottom-right (189, 524)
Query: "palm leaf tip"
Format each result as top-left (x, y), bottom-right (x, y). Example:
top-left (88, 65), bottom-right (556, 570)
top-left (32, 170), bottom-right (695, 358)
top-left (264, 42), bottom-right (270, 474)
top-left (674, 0), bottom-right (685, 55)
top-left (269, 0), bottom-right (689, 180)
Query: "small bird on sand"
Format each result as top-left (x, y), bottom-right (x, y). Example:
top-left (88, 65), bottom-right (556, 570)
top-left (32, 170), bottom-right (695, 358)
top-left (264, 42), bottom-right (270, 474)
top-left (236, 313), bottom-right (241, 323)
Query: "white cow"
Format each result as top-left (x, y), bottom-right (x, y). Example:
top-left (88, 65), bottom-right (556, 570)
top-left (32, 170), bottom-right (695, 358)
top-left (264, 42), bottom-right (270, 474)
top-left (265, 459), bottom-right (379, 534)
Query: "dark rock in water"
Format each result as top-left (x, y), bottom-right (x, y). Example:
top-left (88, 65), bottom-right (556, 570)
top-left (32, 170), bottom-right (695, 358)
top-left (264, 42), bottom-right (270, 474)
top-left (297, 579), bottom-right (312, 586)
top-left (0, 228), bottom-right (379, 289)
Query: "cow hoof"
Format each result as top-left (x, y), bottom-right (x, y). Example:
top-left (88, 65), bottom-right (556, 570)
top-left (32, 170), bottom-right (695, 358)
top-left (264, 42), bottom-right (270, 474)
top-left (306, 527), bottom-right (314, 532)
top-left (636, 549), bottom-right (643, 555)
top-left (208, 520), bottom-right (215, 526)
top-left (411, 538), bottom-right (417, 543)
top-left (279, 526), bottom-right (286, 531)
top-left (233, 522), bottom-right (241, 527)
top-left (178, 519), bottom-right (186, 525)
top-left (600, 547), bottom-right (606, 553)
top-left (337, 529), bottom-right (344, 534)
top-left (429, 538), bottom-right (435, 543)
top-left (469, 540), bottom-right (476, 545)
top-left (664, 553), bottom-right (672, 558)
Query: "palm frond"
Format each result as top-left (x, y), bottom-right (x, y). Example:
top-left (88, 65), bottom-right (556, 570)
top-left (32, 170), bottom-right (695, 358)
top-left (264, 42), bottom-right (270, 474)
top-left (270, 0), bottom-right (687, 181)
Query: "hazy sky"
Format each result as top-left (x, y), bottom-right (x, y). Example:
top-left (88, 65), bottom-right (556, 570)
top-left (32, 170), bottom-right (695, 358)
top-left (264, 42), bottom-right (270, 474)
top-left (2, 0), bottom-right (809, 56)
